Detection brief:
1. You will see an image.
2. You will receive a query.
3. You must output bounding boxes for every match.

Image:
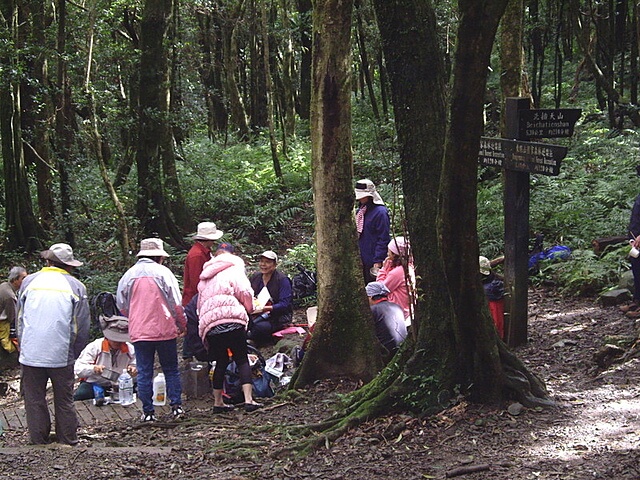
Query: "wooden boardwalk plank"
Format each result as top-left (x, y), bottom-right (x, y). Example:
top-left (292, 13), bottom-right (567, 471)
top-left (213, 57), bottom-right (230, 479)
top-left (2, 397), bottom-right (179, 430)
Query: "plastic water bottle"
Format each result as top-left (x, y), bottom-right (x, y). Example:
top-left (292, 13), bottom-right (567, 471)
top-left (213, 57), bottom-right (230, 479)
top-left (153, 372), bottom-right (166, 406)
top-left (118, 369), bottom-right (134, 406)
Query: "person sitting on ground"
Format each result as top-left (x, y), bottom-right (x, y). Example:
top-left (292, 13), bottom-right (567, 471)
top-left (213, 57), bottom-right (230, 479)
top-left (479, 256), bottom-right (505, 339)
top-left (198, 242), bottom-right (263, 412)
top-left (366, 281), bottom-right (408, 358)
top-left (73, 316), bottom-right (137, 404)
top-left (248, 250), bottom-right (293, 346)
top-left (376, 236), bottom-right (415, 326)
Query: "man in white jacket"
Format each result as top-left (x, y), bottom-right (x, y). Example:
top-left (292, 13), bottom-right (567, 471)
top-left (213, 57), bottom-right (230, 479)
top-left (18, 243), bottom-right (90, 445)
top-left (74, 316), bottom-right (137, 404)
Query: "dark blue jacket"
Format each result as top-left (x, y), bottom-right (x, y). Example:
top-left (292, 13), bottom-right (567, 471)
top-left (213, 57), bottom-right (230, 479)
top-left (358, 202), bottom-right (390, 266)
top-left (250, 270), bottom-right (293, 326)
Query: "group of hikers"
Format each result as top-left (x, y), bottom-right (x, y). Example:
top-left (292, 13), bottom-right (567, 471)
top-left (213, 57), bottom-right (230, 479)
top-left (1, 178), bottom-right (428, 445)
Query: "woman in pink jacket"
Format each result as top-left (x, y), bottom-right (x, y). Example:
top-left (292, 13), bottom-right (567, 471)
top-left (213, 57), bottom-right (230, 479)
top-left (197, 243), bottom-right (262, 412)
top-left (376, 236), bottom-right (415, 325)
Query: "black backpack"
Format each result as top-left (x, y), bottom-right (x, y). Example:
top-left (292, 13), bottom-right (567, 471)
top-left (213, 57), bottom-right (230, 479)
top-left (90, 292), bottom-right (123, 326)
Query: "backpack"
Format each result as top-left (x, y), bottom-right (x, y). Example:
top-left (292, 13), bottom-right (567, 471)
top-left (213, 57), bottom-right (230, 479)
top-left (292, 263), bottom-right (317, 306)
top-left (223, 344), bottom-right (275, 404)
top-left (91, 292), bottom-right (124, 326)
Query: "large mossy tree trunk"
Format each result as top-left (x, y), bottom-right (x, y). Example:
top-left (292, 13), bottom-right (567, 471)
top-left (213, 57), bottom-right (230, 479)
top-left (291, 0), bottom-right (383, 386)
top-left (136, 0), bottom-right (186, 247)
top-left (295, 0), bottom-right (551, 452)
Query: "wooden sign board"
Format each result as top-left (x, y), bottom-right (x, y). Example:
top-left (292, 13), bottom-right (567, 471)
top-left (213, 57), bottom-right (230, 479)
top-left (518, 108), bottom-right (582, 138)
top-left (478, 137), bottom-right (567, 176)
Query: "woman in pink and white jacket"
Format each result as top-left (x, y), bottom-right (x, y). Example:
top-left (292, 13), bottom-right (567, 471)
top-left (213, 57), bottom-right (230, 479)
top-left (197, 243), bottom-right (263, 413)
top-left (376, 236), bottom-right (415, 326)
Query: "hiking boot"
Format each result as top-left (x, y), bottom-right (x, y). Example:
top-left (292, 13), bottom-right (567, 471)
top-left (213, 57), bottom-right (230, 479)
top-left (140, 412), bottom-right (156, 422)
top-left (172, 405), bottom-right (184, 418)
top-left (619, 302), bottom-right (639, 313)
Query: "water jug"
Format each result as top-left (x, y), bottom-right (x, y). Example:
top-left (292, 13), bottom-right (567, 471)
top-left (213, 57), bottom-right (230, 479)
top-left (153, 372), bottom-right (166, 406)
top-left (118, 369), bottom-right (135, 406)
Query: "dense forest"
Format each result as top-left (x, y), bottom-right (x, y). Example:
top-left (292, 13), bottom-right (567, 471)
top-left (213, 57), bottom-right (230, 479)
top-left (1, 0), bottom-right (640, 422)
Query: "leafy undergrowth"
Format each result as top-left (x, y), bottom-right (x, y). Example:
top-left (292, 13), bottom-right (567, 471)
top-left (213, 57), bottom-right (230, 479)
top-left (1, 287), bottom-right (639, 479)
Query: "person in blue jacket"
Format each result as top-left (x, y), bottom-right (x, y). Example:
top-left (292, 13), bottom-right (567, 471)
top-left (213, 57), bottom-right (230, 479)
top-left (622, 164), bottom-right (640, 318)
top-left (248, 250), bottom-right (293, 346)
top-left (355, 179), bottom-right (391, 284)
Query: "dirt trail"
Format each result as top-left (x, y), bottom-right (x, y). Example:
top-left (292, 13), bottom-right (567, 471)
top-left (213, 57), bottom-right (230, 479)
top-left (0, 287), bottom-right (639, 479)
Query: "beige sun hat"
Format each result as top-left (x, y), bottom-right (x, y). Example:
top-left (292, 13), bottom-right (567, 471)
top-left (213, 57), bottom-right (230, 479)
top-left (100, 316), bottom-right (130, 343)
top-left (259, 250), bottom-right (278, 262)
top-left (136, 238), bottom-right (170, 257)
top-left (192, 222), bottom-right (224, 241)
top-left (479, 256), bottom-right (491, 276)
top-left (40, 243), bottom-right (83, 267)
top-left (354, 179), bottom-right (384, 205)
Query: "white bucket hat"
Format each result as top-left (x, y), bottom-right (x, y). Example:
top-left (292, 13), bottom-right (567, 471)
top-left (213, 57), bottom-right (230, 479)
top-left (479, 256), bottom-right (491, 276)
top-left (354, 179), bottom-right (384, 205)
top-left (137, 238), bottom-right (170, 257)
top-left (40, 243), bottom-right (83, 267)
top-left (192, 222), bottom-right (224, 241)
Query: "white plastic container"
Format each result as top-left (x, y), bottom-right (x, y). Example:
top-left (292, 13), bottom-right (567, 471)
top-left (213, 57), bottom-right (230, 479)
top-left (118, 369), bottom-right (135, 406)
top-left (153, 372), bottom-right (166, 406)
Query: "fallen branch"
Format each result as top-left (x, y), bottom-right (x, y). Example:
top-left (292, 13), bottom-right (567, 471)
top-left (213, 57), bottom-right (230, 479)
top-left (445, 463), bottom-right (490, 477)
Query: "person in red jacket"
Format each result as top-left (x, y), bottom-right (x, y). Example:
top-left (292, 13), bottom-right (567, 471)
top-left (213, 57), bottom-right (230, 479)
top-left (182, 222), bottom-right (224, 306)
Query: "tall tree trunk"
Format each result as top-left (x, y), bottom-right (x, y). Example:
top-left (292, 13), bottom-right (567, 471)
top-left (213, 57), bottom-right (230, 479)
top-left (84, 0), bottom-right (134, 262)
top-left (196, 7), bottom-right (228, 140)
top-left (261, 0), bottom-right (282, 180)
top-left (21, 0), bottom-right (55, 233)
top-left (292, 0), bottom-right (383, 386)
top-left (354, 0), bottom-right (379, 121)
top-left (55, 0), bottom-right (76, 246)
top-left (277, 0), bottom-right (296, 139)
top-left (221, 0), bottom-right (250, 139)
top-left (136, 0), bottom-right (185, 247)
top-left (295, 0), bottom-right (312, 120)
top-left (0, 0), bottom-right (44, 252)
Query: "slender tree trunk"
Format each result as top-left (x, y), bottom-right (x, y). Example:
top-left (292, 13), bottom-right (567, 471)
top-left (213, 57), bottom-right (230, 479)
top-left (296, 0), bottom-right (312, 120)
top-left (84, 0), bottom-right (133, 261)
top-left (261, 0), bottom-right (282, 180)
top-left (221, 0), bottom-right (250, 139)
top-left (292, 0), bottom-right (383, 386)
top-left (278, 0), bottom-right (296, 138)
top-left (21, 0), bottom-right (55, 233)
top-left (55, 0), bottom-right (75, 245)
top-left (354, 0), bottom-right (379, 121)
top-left (0, 0), bottom-right (44, 252)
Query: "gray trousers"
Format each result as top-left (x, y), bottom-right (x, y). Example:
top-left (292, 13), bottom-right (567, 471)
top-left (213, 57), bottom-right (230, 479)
top-left (21, 364), bottom-right (78, 445)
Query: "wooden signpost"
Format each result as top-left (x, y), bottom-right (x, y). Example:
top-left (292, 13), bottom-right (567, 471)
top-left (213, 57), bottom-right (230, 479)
top-left (478, 98), bottom-right (581, 347)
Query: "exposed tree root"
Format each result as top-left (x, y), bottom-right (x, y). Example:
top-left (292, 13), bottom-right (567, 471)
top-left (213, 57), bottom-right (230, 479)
top-left (498, 341), bottom-right (556, 408)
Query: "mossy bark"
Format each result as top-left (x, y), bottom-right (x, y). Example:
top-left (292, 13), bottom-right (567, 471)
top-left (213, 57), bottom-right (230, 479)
top-left (291, 0), bottom-right (553, 449)
top-left (291, 0), bottom-right (383, 387)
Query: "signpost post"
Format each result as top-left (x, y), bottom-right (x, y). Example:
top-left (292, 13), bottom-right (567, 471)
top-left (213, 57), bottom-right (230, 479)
top-left (478, 98), bottom-right (580, 347)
